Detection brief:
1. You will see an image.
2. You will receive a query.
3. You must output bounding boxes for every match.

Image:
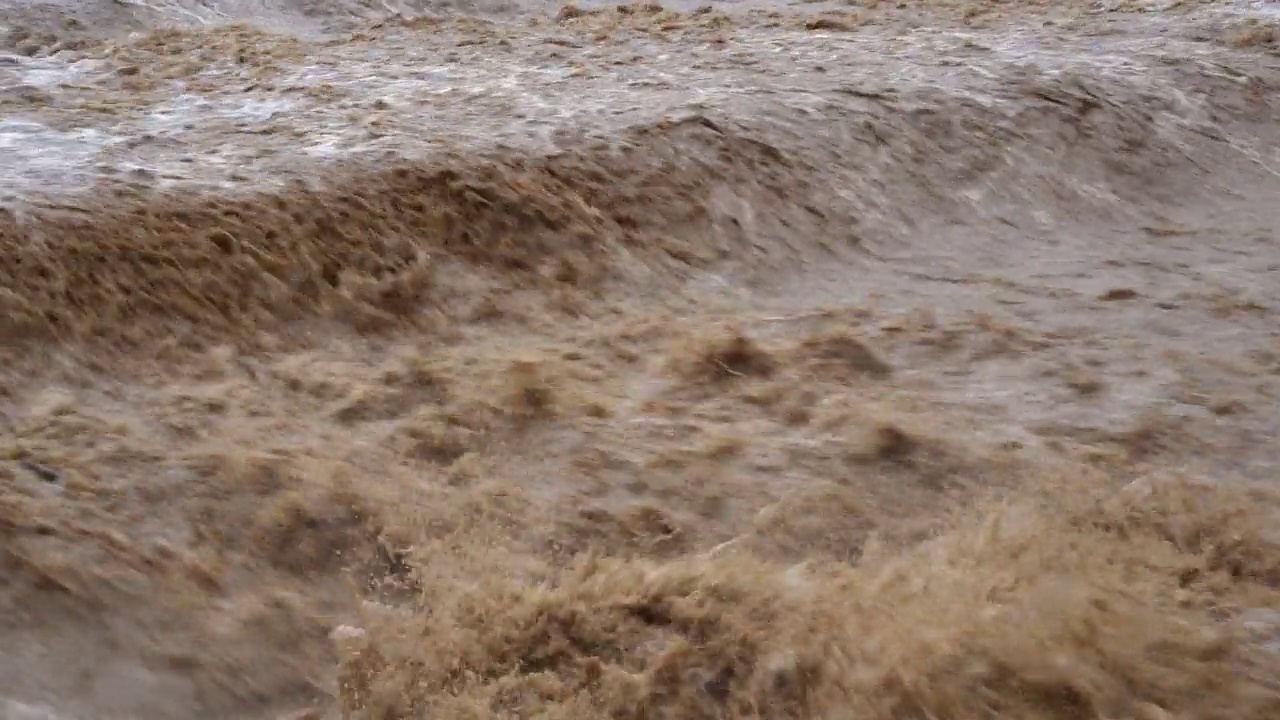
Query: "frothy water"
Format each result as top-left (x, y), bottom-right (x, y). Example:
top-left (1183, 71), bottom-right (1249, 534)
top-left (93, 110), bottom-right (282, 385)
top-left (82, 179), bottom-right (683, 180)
top-left (0, 120), bottom-right (118, 202)
top-left (0, 0), bottom-right (1275, 203)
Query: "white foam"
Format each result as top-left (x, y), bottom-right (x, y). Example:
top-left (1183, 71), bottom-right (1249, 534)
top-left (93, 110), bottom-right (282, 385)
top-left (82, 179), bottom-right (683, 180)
top-left (0, 119), bottom-right (116, 199)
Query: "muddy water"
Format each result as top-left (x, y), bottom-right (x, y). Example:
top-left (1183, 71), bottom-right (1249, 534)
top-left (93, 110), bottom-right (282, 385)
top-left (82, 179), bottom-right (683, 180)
top-left (2, 1), bottom-right (1280, 719)
top-left (0, 13), bottom-right (1269, 198)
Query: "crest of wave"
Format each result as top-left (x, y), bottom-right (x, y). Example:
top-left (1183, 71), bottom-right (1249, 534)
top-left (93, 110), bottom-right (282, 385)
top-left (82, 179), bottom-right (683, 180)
top-left (335, 474), bottom-right (1280, 720)
top-left (111, 0), bottom-right (536, 32)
